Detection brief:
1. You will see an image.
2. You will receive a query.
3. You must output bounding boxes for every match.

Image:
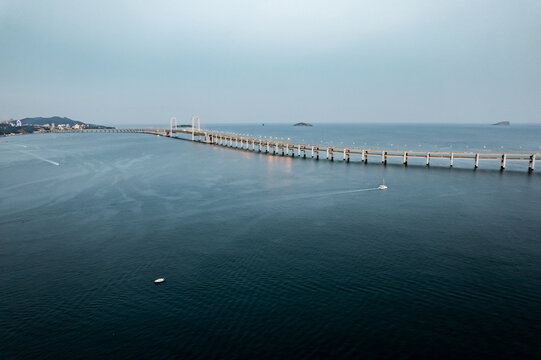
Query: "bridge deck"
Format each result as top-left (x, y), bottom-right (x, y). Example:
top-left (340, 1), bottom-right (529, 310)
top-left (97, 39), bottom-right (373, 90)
top-left (62, 127), bottom-right (540, 172)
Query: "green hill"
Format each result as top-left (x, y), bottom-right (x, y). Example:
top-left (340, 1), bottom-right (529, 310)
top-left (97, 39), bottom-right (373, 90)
top-left (11, 116), bottom-right (113, 129)
top-left (17, 116), bottom-right (85, 126)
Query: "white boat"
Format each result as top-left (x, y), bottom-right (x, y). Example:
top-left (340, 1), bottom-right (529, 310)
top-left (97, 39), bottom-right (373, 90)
top-left (154, 278), bottom-right (165, 284)
top-left (378, 184), bottom-right (388, 190)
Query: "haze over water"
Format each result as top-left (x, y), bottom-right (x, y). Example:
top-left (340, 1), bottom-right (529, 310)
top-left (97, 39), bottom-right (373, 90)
top-left (1, 124), bottom-right (541, 359)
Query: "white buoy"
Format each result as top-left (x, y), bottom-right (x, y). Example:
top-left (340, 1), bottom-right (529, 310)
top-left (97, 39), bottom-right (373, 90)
top-left (154, 278), bottom-right (165, 284)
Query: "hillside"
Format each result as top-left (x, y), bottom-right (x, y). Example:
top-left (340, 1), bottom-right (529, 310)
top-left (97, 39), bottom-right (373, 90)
top-left (11, 116), bottom-right (113, 129)
top-left (17, 116), bottom-right (86, 126)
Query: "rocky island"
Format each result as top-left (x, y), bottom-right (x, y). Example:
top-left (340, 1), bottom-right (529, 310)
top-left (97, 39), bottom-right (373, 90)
top-left (293, 122), bottom-right (313, 127)
top-left (493, 121), bottom-right (510, 126)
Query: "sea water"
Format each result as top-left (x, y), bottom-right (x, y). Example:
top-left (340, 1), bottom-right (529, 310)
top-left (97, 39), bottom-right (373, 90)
top-left (1, 124), bottom-right (541, 359)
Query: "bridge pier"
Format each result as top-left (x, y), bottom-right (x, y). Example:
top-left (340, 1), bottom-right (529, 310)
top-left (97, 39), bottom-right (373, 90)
top-left (156, 127), bottom-right (540, 173)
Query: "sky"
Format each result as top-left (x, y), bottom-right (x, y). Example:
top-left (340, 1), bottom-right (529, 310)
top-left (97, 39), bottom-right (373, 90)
top-left (1, 0), bottom-right (540, 125)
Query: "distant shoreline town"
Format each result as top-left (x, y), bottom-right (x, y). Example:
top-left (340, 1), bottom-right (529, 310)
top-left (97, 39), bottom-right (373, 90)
top-left (0, 116), bottom-right (114, 136)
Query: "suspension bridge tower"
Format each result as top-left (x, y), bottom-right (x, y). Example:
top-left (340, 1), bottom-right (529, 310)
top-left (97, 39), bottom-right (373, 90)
top-left (191, 115), bottom-right (200, 141)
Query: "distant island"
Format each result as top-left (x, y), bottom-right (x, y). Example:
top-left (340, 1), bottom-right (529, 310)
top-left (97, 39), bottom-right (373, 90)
top-left (293, 122), bottom-right (312, 127)
top-left (1, 116), bottom-right (114, 136)
top-left (493, 121), bottom-right (510, 126)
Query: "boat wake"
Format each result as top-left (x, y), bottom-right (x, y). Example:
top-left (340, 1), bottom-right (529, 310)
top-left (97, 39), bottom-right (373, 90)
top-left (285, 187), bottom-right (380, 201)
top-left (19, 150), bottom-right (60, 166)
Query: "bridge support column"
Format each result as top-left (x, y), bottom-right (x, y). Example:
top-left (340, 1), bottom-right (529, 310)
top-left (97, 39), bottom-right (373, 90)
top-left (426, 153), bottom-right (430, 167)
top-left (475, 153), bottom-right (479, 169)
top-left (311, 146), bottom-right (314, 158)
top-left (331, 149), bottom-right (334, 161)
top-left (501, 154), bottom-right (506, 170)
top-left (529, 155), bottom-right (535, 172)
top-left (274, 143), bottom-right (278, 155)
top-left (266, 142), bottom-right (269, 153)
top-left (297, 145), bottom-right (300, 157)
top-left (381, 151), bottom-right (387, 165)
top-left (343, 149), bottom-right (346, 161)
top-left (362, 150), bottom-right (366, 163)
top-left (326, 148), bottom-right (329, 160)
top-left (450, 153), bottom-right (454, 167)
top-left (403, 152), bottom-right (408, 166)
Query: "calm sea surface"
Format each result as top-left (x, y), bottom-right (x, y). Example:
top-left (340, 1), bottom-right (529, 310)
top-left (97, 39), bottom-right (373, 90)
top-left (1, 124), bottom-right (541, 359)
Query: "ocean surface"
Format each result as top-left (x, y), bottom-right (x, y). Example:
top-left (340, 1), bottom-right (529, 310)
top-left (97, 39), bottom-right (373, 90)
top-left (1, 124), bottom-right (541, 359)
